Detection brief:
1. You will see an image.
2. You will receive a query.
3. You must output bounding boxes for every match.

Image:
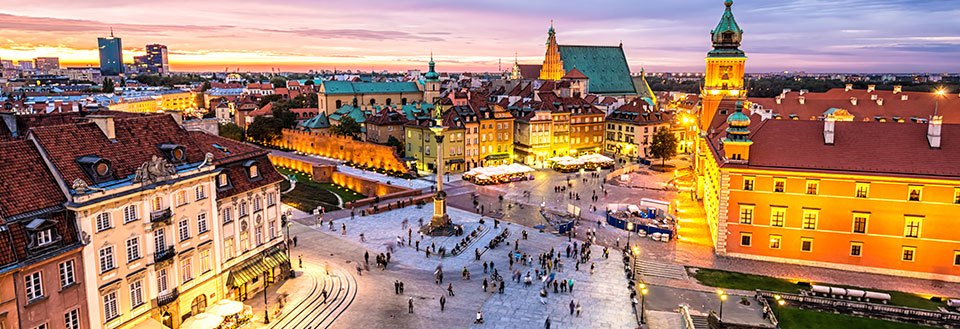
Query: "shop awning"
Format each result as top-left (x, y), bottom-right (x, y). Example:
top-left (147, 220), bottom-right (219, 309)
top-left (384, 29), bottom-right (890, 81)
top-left (225, 244), bottom-right (289, 288)
top-left (484, 153), bottom-right (510, 160)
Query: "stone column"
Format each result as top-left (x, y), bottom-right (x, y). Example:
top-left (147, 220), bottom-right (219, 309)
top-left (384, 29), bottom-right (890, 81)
top-left (430, 132), bottom-right (450, 228)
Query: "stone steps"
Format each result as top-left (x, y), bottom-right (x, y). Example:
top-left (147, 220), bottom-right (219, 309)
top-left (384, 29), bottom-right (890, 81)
top-left (690, 315), bottom-right (710, 329)
top-left (634, 259), bottom-right (688, 280)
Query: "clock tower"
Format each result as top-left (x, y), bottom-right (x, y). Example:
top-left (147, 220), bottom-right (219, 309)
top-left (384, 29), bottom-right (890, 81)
top-left (700, 0), bottom-right (746, 131)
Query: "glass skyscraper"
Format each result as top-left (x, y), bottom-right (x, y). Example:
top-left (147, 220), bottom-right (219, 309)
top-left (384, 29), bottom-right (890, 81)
top-left (98, 33), bottom-right (124, 76)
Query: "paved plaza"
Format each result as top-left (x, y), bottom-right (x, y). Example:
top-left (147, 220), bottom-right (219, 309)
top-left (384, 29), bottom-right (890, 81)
top-left (262, 157), bottom-right (960, 329)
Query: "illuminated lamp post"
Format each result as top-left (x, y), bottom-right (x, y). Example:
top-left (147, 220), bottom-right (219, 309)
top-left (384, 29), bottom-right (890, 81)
top-left (717, 289), bottom-right (728, 322)
top-left (639, 283), bottom-right (649, 324)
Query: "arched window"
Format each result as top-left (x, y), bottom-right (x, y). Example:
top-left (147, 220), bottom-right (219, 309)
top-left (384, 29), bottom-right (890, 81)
top-left (369, 98), bottom-right (376, 106)
top-left (249, 165), bottom-right (259, 178)
top-left (123, 205), bottom-right (138, 223)
top-left (335, 100), bottom-right (342, 109)
top-left (191, 295), bottom-right (207, 315)
top-left (401, 98), bottom-right (407, 105)
top-left (385, 98), bottom-right (392, 106)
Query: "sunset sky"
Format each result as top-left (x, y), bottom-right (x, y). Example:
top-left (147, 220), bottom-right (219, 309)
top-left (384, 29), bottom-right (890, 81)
top-left (0, 0), bottom-right (957, 73)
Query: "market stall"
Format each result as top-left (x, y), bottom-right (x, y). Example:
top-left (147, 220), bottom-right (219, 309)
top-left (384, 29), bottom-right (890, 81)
top-left (549, 154), bottom-right (614, 172)
top-left (606, 202), bottom-right (676, 241)
top-left (462, 163), bottom-right (535, 185)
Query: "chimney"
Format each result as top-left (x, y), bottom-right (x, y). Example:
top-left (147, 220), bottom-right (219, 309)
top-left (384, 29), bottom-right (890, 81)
top-left (775, 96), bottom-right (782, 104)
top-left (845, 84), bottom-right (853, 92)
top-left (799, 96), bottom-right (805, 105)
top-left (928, 115), bottom-right (942, 148)
top-left (781, 88), bottom-right (791, 96)
top-left (165, 110), bottom-right (183, 125)
top-left (901, 95), bottom-right (909, 101)
top-left (867, 84), bottom-right (876, 92)
top-left (877, 98), bottom-right (884, 106)
top-left (870, 94), bottom-right (878, 101)
top-left (893, 85), bottom-right (902, 94)
top-left (824, 117), bottom-right (836, 145)
top-left (800, 89), bottom-right (808, 95)
top-left (850, 97), bottom-right (858, 106)
top-left (87, 115), bottom-right (116, 140)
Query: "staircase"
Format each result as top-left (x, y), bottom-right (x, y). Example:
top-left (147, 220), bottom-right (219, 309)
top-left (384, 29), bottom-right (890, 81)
top-left (689, 315), bottom-right (710, 329)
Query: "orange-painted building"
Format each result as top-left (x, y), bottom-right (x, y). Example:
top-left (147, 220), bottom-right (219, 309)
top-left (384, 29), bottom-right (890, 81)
top-left (695, 1), bottom-right (960, 282)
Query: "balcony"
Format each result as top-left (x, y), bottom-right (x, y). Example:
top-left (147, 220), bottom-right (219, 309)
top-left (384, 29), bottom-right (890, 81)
top-left (154, 246), bottom-right (175, 263)
top-left (156, 288), bottom-right (178, 307)
top-left (150, 208), bottom-right (172, 224)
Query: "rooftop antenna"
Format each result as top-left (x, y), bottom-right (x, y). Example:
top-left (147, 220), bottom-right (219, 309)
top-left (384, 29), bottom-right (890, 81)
top-left (109, 27), bottom-right (114, 37)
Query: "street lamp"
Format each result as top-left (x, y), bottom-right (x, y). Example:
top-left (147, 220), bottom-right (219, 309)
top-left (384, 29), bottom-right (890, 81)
top-left (934, 87), bottom-right (947, 116)
top-left (776, 298), bottom-right (786, 320)
top-left (773, 295), bottom-right (781, 319)
top-left (263, 254), bottom-right (274, 324)
top-left (639, 283), bottom-right (649, 324)
top-left (717, 289), bottom-right (728, 322)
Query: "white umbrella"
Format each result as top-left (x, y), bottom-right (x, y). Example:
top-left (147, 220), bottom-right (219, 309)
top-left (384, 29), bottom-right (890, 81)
top-left (180, 313), bottom-right (223, 329)
top-left (206, 299), bottom-right (244, 317)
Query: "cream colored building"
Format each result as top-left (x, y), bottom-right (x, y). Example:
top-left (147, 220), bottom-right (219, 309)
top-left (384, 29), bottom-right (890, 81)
top-left (29, 114), bottom-right (286, 329)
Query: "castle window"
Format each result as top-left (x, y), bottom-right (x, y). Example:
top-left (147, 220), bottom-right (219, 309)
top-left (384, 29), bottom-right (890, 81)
top-left (855, 182), bottom-right (870, 198)
top-left (908, 185), bottom-right (922, 201)
top-left (742, 177), bottom-right (754, 191)
top-left (850, 242), bottom-right (863, 257)
top-left (805, 180), bottom-right (819, 195)
top-left (738, 204), bottom-right (754, 224)
top-left (770, 207), bottom-right (785, 227)
top-left (904, 216), bottom-right (922, 238)
top-left (852, 213), bottom-right (868, 234)
top-left (773, 178), bottom-right (786, 193)
top-left (739, 233), bottom-right (752, 247)
top-left (768, 235), bottom-right (781, 249)
top-left (800, 238), bottom-right (813, 252)
top-left (901, 246), bottom-right (916, 262)
top-left (802, 209), bottom-right (818, 230)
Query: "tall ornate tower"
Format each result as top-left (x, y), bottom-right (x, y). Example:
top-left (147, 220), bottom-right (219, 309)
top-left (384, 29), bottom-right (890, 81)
top-left (700, 0), bottom-right (746, 130)
top-left (722, 102), bottom-right (752, 162)
top-left (539, 21), bottom-right (565, 81)
top-left (424, 53), bottom-right (441, 103)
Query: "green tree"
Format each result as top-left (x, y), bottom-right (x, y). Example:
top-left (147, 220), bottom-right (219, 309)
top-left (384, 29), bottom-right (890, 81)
top-left (331, 116), bottom-right (363, 140)
top-left (219, 123), bottom-right (245, 141)
top-left (270, 77), bottom-right (287, 88)
top-left (304, 79), bottom-right (315, 86)
top-left (386, 135), bottom-right (404, 157)
top-left (201, 81), bottom-right (212, 91)
top-left (649, 128), bottom-right (679, 167)
top-left (102, 78), bottom-right (115, 93)
top-left (257, 94), bottom-right (284, 108)
top-left (245, 116), bottom-right (284, 143)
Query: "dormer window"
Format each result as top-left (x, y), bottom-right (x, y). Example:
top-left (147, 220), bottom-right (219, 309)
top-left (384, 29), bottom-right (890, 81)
top-left (26, 218), bottom-right (61, 250)
top-left (159, 143), bottom-right (187, 163)
top-left (243, 160), bottom-right (261, 180)
top-left (76, 155), bottom-right (112, 183)
top-left (217, 173), bottom-right (230, 188)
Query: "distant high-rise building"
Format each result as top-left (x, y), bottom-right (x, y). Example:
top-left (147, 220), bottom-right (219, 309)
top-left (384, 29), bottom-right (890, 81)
top-left (98, 30), bottom-right (124, 76)
top-left (34, 57), bottom-right (60, 72)
top-left (17, 60), bottom-right (34, 71)
top-left (133, 55), bottom-right (149, 73)
top-left (145, 44), bottom-right (169, 74)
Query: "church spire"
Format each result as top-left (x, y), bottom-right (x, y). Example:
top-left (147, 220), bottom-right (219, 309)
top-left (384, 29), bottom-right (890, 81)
top-left (539, 20), bottom-right (564, 81)
top-left (425, 52), bottom-right (439, 81)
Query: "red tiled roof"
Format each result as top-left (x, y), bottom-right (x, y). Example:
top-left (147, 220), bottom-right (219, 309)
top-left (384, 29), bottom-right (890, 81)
top-left (214, 154), bottom-right (284, 199)
top-left (749, 88), bottom-right (960, 124)
top-left (249, 103), bottom-right (273, 117)
top-left (30, 114), bottom-right (262, 187)
top-left (0, 140), bottom-right (66, 219)
top-left (518, 64), bottom-right (542, 80)
top-left (563, 68), bottom-right (588, 79)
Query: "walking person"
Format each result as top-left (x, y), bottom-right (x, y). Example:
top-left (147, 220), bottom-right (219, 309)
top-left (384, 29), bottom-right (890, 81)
top-left (299, 255), bottom-right (303, 268)
top-left (569, 300), bottom-right (575, 315)
top-left (408, 297), bottom-right (414, 313)
top-left (544, 317), bottom-right (551, 329)
top-left (448, 283), bottom-right (455, 296)
top-left (440, 295), bottom-right (446, 312)
top-left (364, 251), bottom-right (369, 265)
top-left (399, 281), bottom-right (405, 294)
top-left (576, 302), bottom-right (582, 317)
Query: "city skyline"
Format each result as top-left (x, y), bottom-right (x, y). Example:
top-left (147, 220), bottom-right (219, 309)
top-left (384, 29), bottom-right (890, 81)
top-left (0, 0), bottom-right (958, 73)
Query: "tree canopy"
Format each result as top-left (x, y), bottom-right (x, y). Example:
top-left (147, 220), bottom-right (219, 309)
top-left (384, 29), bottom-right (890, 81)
top-left (218, 123), bottom-right (245, 142)
top-left (649, 128), bottom-right (678, 166)
top-left (331, 116), bottom-right (363, 140)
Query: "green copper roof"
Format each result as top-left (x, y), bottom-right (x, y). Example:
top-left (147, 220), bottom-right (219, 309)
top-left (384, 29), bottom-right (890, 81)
top-left (558, 45), bottom-right (636, 95)
top-left (710, 0), bottom-right (744, 57)
top-left (400, 103), bottom-right (435, 120)
top-left (299, 112), bottom-right (330, 129)
top-left (322, 81), bottom-right (421, 95)
top-left (329, 105), bottom-right (368, 124)
top-left (425, 53), bottom-right (439, 80)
